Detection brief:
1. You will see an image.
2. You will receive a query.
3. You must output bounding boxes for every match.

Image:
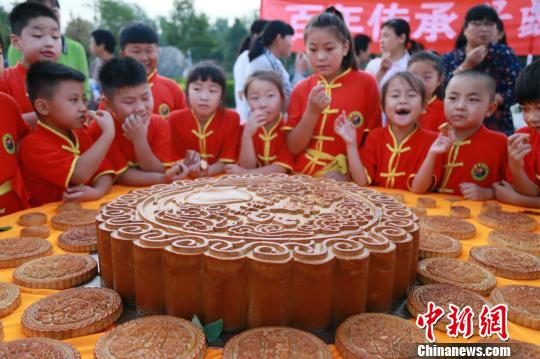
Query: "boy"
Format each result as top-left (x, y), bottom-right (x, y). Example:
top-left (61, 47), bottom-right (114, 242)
top-left (89, 57), bottom-right (185, 185)
top-left (119, 22), bottom-right (185, 117)
top-left (437, 70), bottom-right (507, 200)
top-left (494, 60), bottom-right (540, 208)
top-left (19, 61), bottom-right (115, 206)
top-left (0, 2), bottom-right (61, 127)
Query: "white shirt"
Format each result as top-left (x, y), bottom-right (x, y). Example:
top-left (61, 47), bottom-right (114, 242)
top-left (233, 50), bottom-right (250, 124)
top-left (366, 52), bottom-right (410, 89)
top-left (246, 48), bottom-right (292, 104)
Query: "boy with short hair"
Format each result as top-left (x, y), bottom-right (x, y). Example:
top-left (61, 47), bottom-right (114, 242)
top-left (436, 70), bottom-right (507, 200)
top-left (19, 61), bottom-right (115, 206)
top-left (0, 34), bottom-right (30, 216)
top-left (0, 2), bottom-right (61, 127)
top-left (119, 22), bottom-right (185, 117)
top-left (494, 60), bottom-right (540, 208)
top-left (89, 57), bottom-right (185, 185)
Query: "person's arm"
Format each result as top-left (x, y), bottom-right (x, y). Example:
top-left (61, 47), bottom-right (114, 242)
top-left (375, 54), bottom-right (392, 84)
top-left (122, 114), bottom-right (164, 173)
top-left (507, 133), bottom-right (538, 196)
top-left (412, 134), bottom-right (454, 194)
top-left (494, 45), bottom-right (522, 108)
top-left (494, 180), bottom-right (540, 208)
top-left (287, 84), bottom-right (329, 155)
top-left (117, 163), bottom-right (186, 185)
top-left (334, 113), bottom-right (368, 186)
top-left (460, 182), bottom-right (494, 201)
top-left (63, 174), bottom-right (114, 202)
top-left (190, 161), bottom-right (225, 178)
top-left (71, 111), bottom-right (115, 185)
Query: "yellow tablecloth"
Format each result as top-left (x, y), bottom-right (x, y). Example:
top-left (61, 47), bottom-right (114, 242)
top-left (0, 185), bottom-right (538, 358)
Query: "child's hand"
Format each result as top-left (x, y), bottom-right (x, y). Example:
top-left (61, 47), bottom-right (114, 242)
top-left (507, 133), bottom-right (531, 171)
top-left (183, 150), bottom-right (201, 168)
top-left (460, 182), bottom-right (494, 201)
top-left (88, 110), bottom-right (115, 136)
top-left (163, 162), bottom-right (189, 182)
top-left (122, 114), bottom-right (148, 143)
top-left (493, 180), bottom-right (522, 205)
top-left (63, 185), bottom-right (101, 202)
top-left (224, 164), bottom-right (247, 175)
top-left (334, 111), bottom-right (357, 145)
top-left (188, 162), bottom-right (209, 178)
top-left (308, 84), bottom-right (330, 114)
top-left (429, 132), bottom-right (455, 155)
top-left (245, 110), bottom-right (267, 136)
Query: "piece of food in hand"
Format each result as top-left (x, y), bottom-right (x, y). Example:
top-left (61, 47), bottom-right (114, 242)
top-left (438, 122), bottom-right (450, 136)
top-left (200, 160), bottom-right (208, 171)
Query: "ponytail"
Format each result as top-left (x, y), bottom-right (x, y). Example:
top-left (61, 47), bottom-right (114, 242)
top-left (248, 20), bottom-right (294, 61)
top-left (381, 19), bottom-right (422, 54)
top-left (407, 39), bottom-right (423, 54)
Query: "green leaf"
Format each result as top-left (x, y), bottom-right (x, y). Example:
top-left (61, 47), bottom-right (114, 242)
top-left (191, 314), bottom-right (203, 329)
top-left (203, 319), bottom-right (223, 341)
top-left (0, 226), bottom-right (12, 232)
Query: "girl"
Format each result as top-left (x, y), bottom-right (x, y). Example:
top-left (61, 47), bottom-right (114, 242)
top-left (245, 20), bottom-right (301, 105)
top-left (286, 7), bottom-right (381, 180)
top-left (408, 51), bottom-right (445, 132)
top-left (168, 61), bottom-right (241, 178)
top-left (226, 71), bottom-right (294, 175)
top-left (335, 72), bottom-right (453, 193)
top-left (366, 18), bottom-right (421, 89)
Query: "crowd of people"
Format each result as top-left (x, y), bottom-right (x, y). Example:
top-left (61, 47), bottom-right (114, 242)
top-left (0, 1), bottom-right (538, 218)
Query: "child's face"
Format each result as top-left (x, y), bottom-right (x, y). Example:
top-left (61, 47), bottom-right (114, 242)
top-left (408, 61), bottom-right (442, 99)
top-left (188, 79), bottom-right (222, 119)
top-left (305, 27), bottom-right (349, 80)
top-left (246, 79), bottom-right (282, 125)
top-left (11, 16), bottom-right (61, 64)
top-left (106, 83), bottom-right (153, 123)
top-left (38, 80), bottom-right (87, 130)
top-left (444, 76), bottom-right (496, 130)
top-left (384, 77), bottom-right (424, 129)
top-left (122, 43), bottom-right (159, 76)
top-left (380, 26), bottom-right (405, 54)
top-left (522, 101), bottom-right (540, 132)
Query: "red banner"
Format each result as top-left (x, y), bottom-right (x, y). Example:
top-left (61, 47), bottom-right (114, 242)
top-left (260, 0), bottom-right (540, 55)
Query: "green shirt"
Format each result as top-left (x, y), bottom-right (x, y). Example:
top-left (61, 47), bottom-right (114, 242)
top-left (8, 36), bottom-right (91, 99)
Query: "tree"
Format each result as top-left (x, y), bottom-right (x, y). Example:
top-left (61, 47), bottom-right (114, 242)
top-left (96, 0), bottom-right (155, 40)
top-left (224, 19), bottom-right (248, 69)
top-left (65, 17), bottom-right (93, 54)
top-left (0, 6), bottom-right (9, 50)
top-left (160, 0), bottom-right (217, 63)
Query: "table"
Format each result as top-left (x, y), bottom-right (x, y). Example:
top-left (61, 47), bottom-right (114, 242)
top-left (0, 185), bottom-right (538, 358)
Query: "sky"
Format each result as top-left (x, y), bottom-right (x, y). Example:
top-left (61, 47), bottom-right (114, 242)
top-left (0, 0), bottom-right (261, 27)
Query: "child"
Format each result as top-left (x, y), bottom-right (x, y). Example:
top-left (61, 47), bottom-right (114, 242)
top-left (169, 61), bottom-right (241, 178)
top-left (286, 7), bottom-right (381, 180)
top-left (437, 70), bottom-right (507, 200)
top-left (0, 2), bottom-right (61, 128)
top-left (408, 51), bottom-right (446, 132)
top-left (335, 72), bottom-right (450, 193)
top-left (89, 57), bottom-right (185, 186)
top-left (119, 22), bottom-right (185, 117)
top-left (19, 61), bottom-right (115, 206)
top-left (494, 60), bottom-right (540, 208)
top-left (225, 71), bottom-right (294, 175)
top-left (0, 32), bottom-right (29, 215)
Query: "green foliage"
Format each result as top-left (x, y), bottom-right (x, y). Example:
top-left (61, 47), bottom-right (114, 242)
top-left (0, 5), bottom-right (9, 49)
top-left (65, 18), bottom-right (93, 54)
top-left (97, 0), bottom-right (156, 45)
top-left (191, 315), bottom-right (223, 342)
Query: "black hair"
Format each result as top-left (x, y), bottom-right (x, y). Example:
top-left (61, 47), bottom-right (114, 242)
top-left (28, 0), bottom-right (60, 8)
top-left (353, 34), bottom-right (371, 55)
top-left (248, 20), bottom-right (294, 61)
top-left (304, 6), bottom-right (357, 71)
top-left (186, 61), bottom-right (227, 100)
top-left (27, 61), bottom-right (85, 103)
top-left (515, 60), bottom-right (540, 105)
top-left (99, 57), bottom-right (147, 98)
top-left (381, 72), bottom-right (426, 110)
top-left (9, 2), bottom-right (59, 36)
top-left (238, 19), bottom-right (270, 55)
top-left (381, 18), bottom-right (422, 54)
top-left (91, 29), bottom-right (116, 54)
top-left (119, 22), bottom-right (158, 50)
top-left (448, 70), bottom-right (496, 101)
top-left (244, 70), bottom-right (285, 100)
